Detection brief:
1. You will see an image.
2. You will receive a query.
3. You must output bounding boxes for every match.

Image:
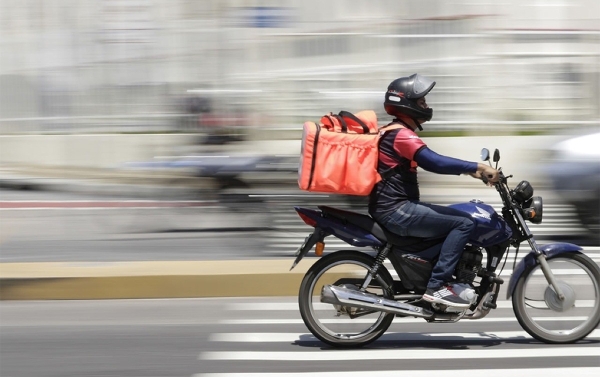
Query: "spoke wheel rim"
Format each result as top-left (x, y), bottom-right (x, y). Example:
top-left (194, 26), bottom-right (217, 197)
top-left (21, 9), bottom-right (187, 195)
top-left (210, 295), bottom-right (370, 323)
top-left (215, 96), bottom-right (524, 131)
top-left (520, 258), bottom-right (600, 337)
top-left (307, 260), bottom-right (390, 340)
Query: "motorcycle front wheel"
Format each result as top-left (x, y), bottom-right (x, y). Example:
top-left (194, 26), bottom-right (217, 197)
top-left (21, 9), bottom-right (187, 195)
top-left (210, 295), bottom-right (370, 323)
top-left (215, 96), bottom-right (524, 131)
top-left (298, 250), bottom-right (395, 348)
top-left (512, 252), bottom-right (600, 343)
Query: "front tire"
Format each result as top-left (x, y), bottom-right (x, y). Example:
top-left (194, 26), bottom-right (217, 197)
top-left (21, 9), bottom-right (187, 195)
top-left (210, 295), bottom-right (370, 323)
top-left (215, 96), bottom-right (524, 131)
top-left (298, 250), bottom-right (395, 348)
top-left (512, 252), bottom-right (600, 343)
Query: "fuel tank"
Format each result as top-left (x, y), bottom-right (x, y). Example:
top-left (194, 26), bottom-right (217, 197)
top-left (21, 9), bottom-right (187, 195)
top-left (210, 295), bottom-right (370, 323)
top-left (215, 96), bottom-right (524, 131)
top-left (449, 200), bottom-right (513, 247)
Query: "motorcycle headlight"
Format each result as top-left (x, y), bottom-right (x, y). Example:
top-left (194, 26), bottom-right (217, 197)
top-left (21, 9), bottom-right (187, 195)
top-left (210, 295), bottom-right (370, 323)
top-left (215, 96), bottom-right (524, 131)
top-left (513, 180), bottom-right (534, 204)
top-left (523, 196), bottom-right (543, 224)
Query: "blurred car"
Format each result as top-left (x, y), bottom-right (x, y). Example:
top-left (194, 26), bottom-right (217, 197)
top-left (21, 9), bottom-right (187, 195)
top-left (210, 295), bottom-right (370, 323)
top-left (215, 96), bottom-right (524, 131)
top-left (545, 131), bottom-right (600, 234)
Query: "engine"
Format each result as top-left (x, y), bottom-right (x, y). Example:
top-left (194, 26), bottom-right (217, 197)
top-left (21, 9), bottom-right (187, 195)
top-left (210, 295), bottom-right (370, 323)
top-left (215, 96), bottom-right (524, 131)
top-left (455, 245), bottom-right (483, 284)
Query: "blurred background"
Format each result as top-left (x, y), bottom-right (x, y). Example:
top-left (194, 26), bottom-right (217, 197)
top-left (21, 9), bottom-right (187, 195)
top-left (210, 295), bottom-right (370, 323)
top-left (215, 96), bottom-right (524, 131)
top-left (0, 0), bottom-right (598, 257)
top-left (1, 0), bottom-right (598, 134)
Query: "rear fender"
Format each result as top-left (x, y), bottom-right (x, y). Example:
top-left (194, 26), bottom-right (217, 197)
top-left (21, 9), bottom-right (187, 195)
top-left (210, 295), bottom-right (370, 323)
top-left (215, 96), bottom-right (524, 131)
top-left (294, 207), bottom-right (383, 248)
top-left (506, 243), bottom-right (584, 299)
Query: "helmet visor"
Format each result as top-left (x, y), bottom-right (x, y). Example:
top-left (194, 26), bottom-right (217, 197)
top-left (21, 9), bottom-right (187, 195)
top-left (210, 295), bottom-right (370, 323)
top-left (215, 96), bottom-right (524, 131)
top-left (409, 74), bottom-right (436, 99)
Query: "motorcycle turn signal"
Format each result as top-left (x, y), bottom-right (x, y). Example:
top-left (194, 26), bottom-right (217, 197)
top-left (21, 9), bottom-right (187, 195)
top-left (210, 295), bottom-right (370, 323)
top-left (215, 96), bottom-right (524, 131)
top-left (315, 241), bottom-right (325, 256)
top-left (524, 208), bottom-right (536, 220)
top-left (523, 196), bottom-right (543, 224)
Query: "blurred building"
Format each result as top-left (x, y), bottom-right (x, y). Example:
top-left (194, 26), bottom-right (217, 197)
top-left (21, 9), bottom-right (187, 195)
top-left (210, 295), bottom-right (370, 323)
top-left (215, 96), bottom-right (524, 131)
top-left (0, 0), bottom-right (598, 134)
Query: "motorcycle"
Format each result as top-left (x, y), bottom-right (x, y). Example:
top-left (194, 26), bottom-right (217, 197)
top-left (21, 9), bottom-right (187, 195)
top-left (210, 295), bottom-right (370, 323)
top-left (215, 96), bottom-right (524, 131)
top-left (290, 148), bottom-right (600, 347)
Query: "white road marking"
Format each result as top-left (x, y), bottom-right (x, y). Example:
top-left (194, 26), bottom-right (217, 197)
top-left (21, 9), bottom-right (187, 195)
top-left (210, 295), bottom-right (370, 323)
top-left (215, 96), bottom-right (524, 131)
top-left (195, 368), bottom-right (600, 377)
top-left (226, 300), bottom-right (597, 311)
top-left (219, 316), bottom-right (590, 325)
top-left (209, 329), bottom-right (600, 342)
top-left (200, 346), bottom-right (600, 361)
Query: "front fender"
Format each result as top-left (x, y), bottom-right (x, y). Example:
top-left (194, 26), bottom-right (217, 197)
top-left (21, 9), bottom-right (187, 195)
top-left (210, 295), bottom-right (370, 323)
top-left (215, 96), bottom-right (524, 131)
top-left (506, 243), bottom-right (584, 299)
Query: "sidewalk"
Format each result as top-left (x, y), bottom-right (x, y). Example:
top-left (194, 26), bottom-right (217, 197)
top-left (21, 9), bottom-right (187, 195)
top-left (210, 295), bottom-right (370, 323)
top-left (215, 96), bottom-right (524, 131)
top-left (0, 259), bottom-right (314, 300)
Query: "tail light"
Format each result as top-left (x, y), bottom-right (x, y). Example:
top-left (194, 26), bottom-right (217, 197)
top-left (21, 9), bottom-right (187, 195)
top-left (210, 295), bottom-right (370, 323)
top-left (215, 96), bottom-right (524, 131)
top-left (297, 212), bottom-right (318, 227)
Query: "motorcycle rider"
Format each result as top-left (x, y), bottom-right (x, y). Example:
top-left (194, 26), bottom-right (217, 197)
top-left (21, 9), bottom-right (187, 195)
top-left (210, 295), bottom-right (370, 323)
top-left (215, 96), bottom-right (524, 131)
top-left (369, 73), bottom-right (499, 308)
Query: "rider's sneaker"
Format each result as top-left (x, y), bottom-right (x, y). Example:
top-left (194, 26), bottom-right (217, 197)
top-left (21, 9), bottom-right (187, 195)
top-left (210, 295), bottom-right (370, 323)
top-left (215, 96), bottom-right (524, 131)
top-left (422, 284), bottom-right (471, 308)
top-left (452, 283), bottom-right (478, 304)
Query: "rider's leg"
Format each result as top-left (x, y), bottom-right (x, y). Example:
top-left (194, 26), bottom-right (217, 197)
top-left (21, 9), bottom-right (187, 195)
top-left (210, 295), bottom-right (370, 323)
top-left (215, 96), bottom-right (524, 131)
top-left (375, 200), bottom-right (475, 289)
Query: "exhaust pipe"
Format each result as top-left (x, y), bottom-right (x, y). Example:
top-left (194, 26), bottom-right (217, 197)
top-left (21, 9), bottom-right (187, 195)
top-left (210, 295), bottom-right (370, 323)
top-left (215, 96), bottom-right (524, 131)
top-left (321, 284), bottom-right (433, 319)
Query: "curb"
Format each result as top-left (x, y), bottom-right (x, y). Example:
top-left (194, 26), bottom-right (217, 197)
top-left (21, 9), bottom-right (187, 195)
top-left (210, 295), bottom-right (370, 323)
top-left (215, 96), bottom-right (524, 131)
top-left (0, 259), bottom-right (315, 300)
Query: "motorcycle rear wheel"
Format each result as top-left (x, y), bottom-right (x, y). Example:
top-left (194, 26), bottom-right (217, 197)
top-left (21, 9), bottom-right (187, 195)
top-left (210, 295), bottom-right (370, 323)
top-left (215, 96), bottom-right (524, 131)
top-left (298, 250), bottom-right (395, 348)
top-left (512, 252), bottom-right (600, 343)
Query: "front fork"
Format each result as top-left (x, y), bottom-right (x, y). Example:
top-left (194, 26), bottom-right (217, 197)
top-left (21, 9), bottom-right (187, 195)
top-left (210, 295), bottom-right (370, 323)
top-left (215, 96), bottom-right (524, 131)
top-left (536, 253), bottom-right (565, 300)
top-left (518, 208), bottom-right (565, 300)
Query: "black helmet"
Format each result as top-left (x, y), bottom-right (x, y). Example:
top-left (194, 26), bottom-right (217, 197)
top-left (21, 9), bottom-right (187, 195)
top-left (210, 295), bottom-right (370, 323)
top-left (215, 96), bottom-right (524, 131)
top-left (384, 73), bottom-right (435, 130)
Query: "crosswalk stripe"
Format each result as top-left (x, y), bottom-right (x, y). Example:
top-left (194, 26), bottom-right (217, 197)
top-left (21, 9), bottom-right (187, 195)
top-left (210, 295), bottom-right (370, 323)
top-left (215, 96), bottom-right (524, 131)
top-left (200, 346), bottom-right (600, 361)
top-left (201, 289), bottom-right (600, 376)
top-left (219, 316), bottom-right (589, 325)
top-left (209, 329), bottom-right (600, 343)
top-left (226, 300), bottom-right (597, 311)
top-left (196, 368), bottom-right (600, 377)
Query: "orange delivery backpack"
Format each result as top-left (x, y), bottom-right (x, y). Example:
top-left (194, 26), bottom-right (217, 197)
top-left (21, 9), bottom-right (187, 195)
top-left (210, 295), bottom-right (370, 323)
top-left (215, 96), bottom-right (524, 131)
top-left (298, 110), bottom-right (401, 196)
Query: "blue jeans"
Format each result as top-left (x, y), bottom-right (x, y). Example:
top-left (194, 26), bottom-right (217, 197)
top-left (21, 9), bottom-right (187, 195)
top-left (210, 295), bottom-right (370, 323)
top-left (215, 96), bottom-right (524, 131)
top-left (374, 201), bottom-right (476, 290)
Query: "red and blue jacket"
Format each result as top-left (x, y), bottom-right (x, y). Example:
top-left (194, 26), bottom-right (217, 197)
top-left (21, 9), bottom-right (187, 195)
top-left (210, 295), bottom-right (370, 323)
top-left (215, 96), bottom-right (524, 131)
top-left (368, 123), bottom-right (477, 218)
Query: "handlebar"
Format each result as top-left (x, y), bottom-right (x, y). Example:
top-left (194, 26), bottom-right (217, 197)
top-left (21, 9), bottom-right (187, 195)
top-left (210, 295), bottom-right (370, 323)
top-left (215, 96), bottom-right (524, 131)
top-left (481, 173), bottom-right (498, 186)
top-left (481, 174), bottom-right (489, 185)
top-left (481, 170), bottom-right (511, 187)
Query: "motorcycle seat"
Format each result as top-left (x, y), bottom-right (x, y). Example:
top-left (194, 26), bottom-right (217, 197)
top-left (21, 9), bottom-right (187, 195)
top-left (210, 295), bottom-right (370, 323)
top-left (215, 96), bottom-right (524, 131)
top-left (318, 205), bottom-right (426, 247)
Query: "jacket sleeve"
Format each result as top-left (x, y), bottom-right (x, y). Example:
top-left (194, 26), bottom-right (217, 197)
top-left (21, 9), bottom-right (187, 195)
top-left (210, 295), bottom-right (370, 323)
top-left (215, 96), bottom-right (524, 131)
top-left (392, 128), bottom-right (427, 160)
top-left (414, 147), bottom-right (478, 175)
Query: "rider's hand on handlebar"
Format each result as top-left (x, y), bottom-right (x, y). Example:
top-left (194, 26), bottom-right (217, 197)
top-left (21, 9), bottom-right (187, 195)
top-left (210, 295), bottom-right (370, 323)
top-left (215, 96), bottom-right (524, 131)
top-left (473, 163), bottom-right (500, 186)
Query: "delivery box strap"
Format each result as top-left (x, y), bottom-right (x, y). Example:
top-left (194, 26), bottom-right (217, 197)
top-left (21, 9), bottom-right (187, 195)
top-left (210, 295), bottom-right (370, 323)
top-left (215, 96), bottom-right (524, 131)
top-left (338, 110), bottom-right (370, 134)
top-left (322, 114), bottom-right (347, 133)
top-left (306, 123), bottom-right (322, 190)
top-left (322, 112), bottom-right (370, 134)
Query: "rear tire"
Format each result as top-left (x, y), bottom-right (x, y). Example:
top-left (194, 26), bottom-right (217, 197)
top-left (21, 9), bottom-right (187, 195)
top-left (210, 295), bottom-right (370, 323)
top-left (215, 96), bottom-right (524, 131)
top-left (298, 250), bottom-right (395, 348)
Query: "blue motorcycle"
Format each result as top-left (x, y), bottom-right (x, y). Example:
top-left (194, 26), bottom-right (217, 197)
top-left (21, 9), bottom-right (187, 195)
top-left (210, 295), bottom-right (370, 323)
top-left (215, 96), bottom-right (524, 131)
top-left (291, 148), bottom-right (600, 347)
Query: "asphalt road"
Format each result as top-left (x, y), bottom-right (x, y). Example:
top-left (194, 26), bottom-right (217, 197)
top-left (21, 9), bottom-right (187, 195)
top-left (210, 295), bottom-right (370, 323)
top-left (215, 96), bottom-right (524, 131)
top-left (1, 297), bottom-right (599, 377)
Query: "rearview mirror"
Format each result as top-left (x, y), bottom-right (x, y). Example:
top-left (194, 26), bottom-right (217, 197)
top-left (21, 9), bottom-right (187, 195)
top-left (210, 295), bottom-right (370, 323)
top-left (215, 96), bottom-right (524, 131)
top-left (481, 148), bottom-right (490, 162)
top-left (493, 149), bottom-right (501, 162)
